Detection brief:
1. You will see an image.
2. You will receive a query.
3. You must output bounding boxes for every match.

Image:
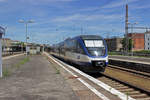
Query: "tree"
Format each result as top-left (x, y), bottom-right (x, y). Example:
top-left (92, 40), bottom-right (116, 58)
top-left (121, 38), bottom-right (133, 51)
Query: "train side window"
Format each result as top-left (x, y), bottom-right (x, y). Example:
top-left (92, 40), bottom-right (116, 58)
top-left (77, 42), bottom-right (85, 54)
top-left (65, 40), bottom-right (73, 51)
top-left (73, 40), bottom-right (77, 52)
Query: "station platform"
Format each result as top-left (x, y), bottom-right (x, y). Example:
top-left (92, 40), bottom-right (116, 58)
top-left (0, 54), bottom-right (132, 100)
top-left (109, 55), bottom-right (150, 65)
top-left (0, 55), bottom-right (79, 100)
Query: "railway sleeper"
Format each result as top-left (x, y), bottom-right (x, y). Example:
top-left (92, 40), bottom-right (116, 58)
top-left (131, 94), bottom-right (148, 98)
top-left (113, 84), bottom-right (125, 87)
top-left (116, 86), bottom-right (129, 90)
top-left (111, 82), bottom-right (122, 86)
top-left (119, 88), bottom-right (134, 92)
top-left (100, 80), bottom-right (114, 84)
top-left (109, 81), bottom-right (119, 84)
top-left (136, 97), bottom-right (150, 100)
top-left (125, 91), bottom-right (140, 95)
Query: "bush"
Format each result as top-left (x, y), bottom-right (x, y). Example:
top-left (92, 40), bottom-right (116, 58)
top-left (134, 50), bottom-right (150, 54)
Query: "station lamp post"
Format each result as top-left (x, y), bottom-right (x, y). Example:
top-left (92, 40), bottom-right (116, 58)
top-left (19, 20), bottom-right (34, 55)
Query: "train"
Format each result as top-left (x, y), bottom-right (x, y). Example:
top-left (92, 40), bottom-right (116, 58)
top-left (51, 35), bottom-right (108, 73)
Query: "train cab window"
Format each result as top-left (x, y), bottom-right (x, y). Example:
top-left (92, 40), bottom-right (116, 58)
top-left (84, 40), bottom-right (106, 56)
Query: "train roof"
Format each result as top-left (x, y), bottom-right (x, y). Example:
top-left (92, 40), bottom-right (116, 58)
top-left (79, 35), bottom-right (103, 40)
top-left (64, 35), bottom-right (103, 41)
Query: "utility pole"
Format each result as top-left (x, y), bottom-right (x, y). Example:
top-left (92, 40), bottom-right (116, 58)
top-left (106, 33), bottom-right (109, 39)
top-left (81, 27), bottom-right (83, 35)
top-left (125, 4), bottom-right (129, 54)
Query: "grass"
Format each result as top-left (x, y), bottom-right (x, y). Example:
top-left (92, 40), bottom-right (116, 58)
top-left (134, 50), bottom-right (150, 54)
top-left (109, 51), bottom-right (150, 58)
top-left (15, 57), bottom-right (30, 69)
top-left (45, 56), bottom-right (60, 74)
top-left (52, 63), bottom-right (60, 74)
top-left (56, 70), bottom-right (60, 74)
top-left (2, 57), bottom-right (30, 77)
top-left (108, 52), bottom-right (122, 55)
top-left (2, 68), bottom-right (10, 77)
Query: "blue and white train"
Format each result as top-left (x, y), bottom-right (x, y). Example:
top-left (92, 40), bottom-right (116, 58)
top-left (51, 35), bottom-right (108, 73)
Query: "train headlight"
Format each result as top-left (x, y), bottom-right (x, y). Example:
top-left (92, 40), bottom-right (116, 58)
top-left (95, 61), bottom-right (105, 67)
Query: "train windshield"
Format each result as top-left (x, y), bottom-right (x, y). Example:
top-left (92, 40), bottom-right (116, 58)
top-left (84, 40), bottom-right (106, 56)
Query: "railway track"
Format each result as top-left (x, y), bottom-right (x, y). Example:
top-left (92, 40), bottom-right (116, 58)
top-left (50, 54), bottom-right (150, 100)
top-left (108, 65), bottom-right (150, 79)
top-left (97, 73), bottom-right (150, 100)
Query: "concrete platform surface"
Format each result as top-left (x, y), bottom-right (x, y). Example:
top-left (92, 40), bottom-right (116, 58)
top-left (109, 55), bottom-right (150, 65)
top-left (0, 55), bottom-right (79, 100)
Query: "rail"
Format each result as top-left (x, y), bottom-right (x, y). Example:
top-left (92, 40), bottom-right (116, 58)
top-left (108, 65), bottom-right (150, 78)
top-left (100, 73), bottom-right (150, 99)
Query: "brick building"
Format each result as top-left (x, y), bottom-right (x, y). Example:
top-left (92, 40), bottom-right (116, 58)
top-left (105, 32), bottom-right (150, 52)
top-left (128, 33), bottom-right (145, 51)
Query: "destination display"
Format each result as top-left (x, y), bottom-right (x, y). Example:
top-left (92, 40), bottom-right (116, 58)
top-left (84, 40), bottom-right (104, 47)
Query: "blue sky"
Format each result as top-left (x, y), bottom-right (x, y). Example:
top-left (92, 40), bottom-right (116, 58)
top-left (0, 0), bottom-right (150, 44)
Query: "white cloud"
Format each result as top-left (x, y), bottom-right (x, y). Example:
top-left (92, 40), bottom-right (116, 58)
top-left (0, 0), bottom-right (7, 2)
top-left (52, 13), bottom-right (123, 22)
top-left (20, 0), bottom-right (75, 3)
top-left (53, 14), bottom-right (84, 22)
top-left (79, 7), bottom-right (100, 12)
top-left (131, 4), bottom-right (150, 9)
top-left (102, 0), bottom-right (140, 9)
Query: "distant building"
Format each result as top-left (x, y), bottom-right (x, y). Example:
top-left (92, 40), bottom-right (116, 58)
top-left (128, 33), bottom-right (145, 51)
top-left (105, 37), bottom-right (123, 51)
top-left (27, 43), bottom-right (43, 54)
top-left (2, 38), bottom-right (26, 52)
top-left (144, 33), bottom-right (150, 50)
top-left (2, 38), bottom-right (12, 51)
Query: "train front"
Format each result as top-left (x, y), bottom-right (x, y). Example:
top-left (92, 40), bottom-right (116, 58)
top-left (81, 35), bottom-right (108, 72)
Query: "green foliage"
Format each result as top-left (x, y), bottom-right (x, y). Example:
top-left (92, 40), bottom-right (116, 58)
top-left (128, 39), bottom-right (133, 51)
top-left (3, 68), bottom-right (10, 77)
top-left (15, 57), bottom-right (30, 68)
top-left (134, 50), bottom-right (150, 54)
top-left (56, 70), bottom-right (60, 74)
top-left (108, 52), bottom-right (121, 55)
top-left (121, 38), bottom-right (126, 51)
top-left (2, 57), bottom-right (30, 78)
top-left (121, 38), bottom-right (133, 51)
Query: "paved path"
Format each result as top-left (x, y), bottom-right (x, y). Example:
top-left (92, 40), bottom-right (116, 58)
top-left (0, 55), bottom-right (79, 100)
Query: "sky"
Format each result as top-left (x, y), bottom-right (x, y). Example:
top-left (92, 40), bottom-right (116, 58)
top-left (0, 0), bottom-right (150, 45)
